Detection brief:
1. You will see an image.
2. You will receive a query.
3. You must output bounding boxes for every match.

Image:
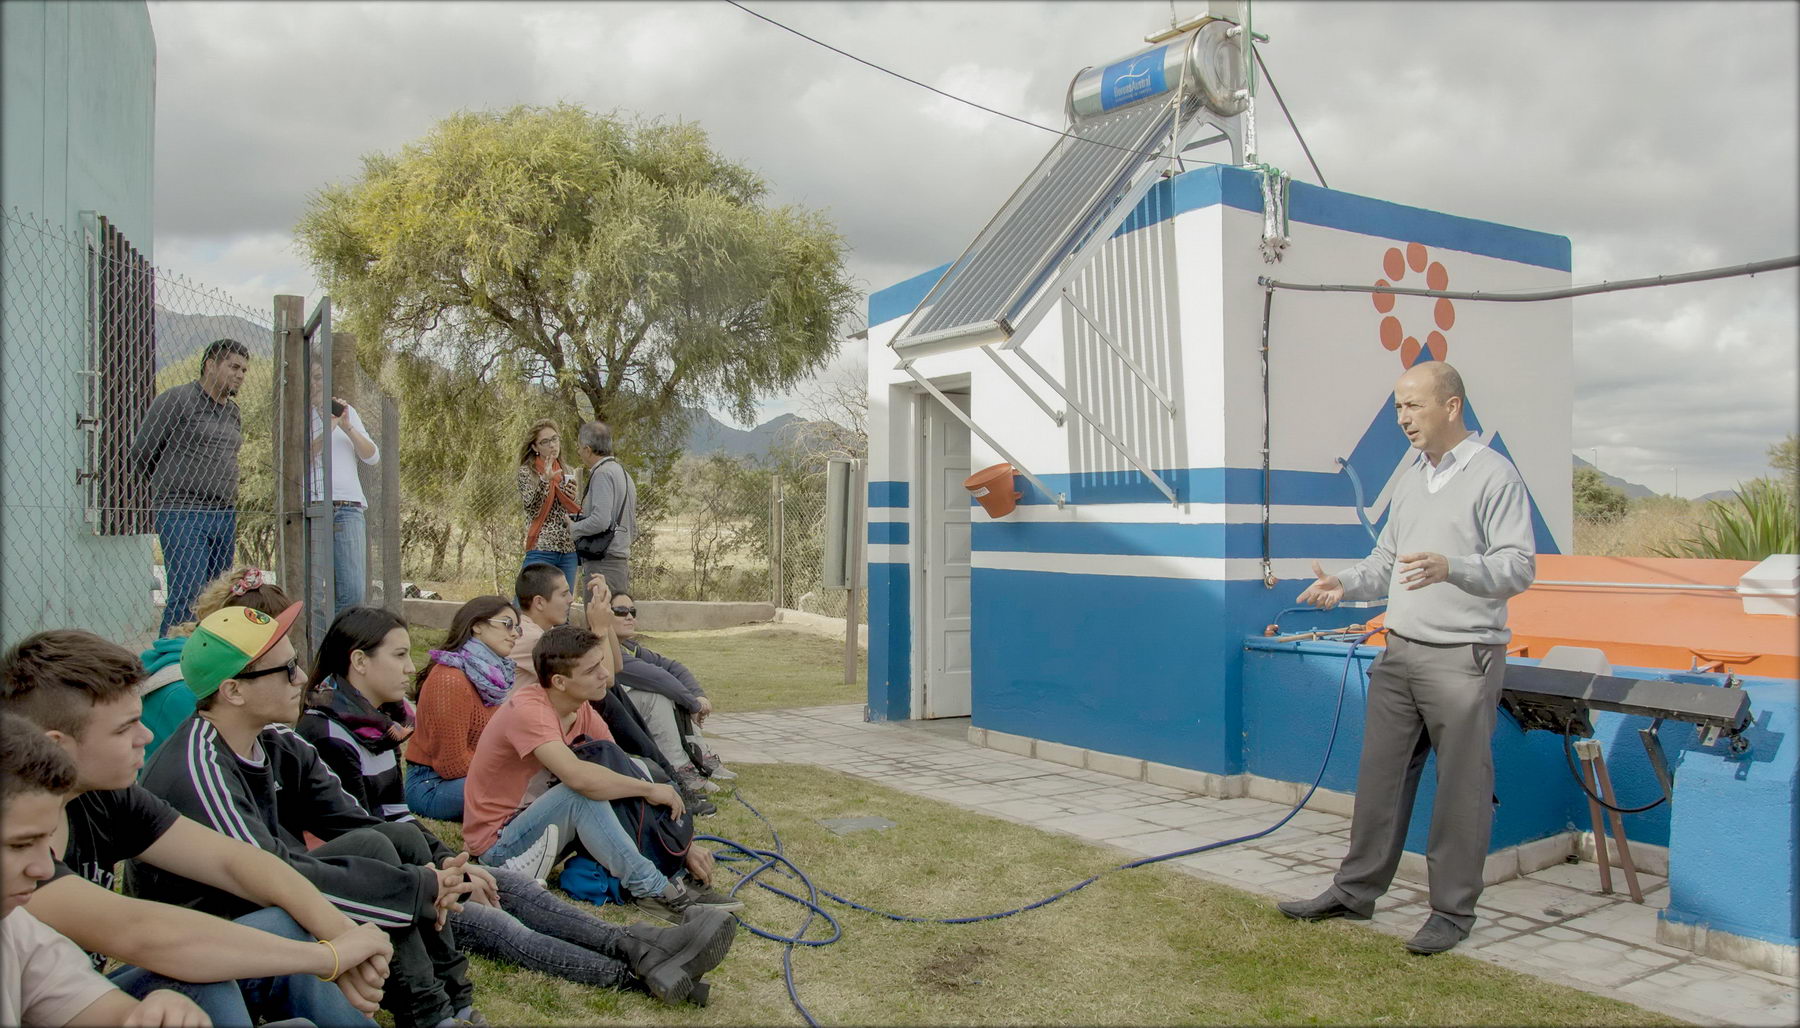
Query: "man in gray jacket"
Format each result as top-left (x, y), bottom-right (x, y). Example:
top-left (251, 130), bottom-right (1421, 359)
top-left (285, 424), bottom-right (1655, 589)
top-left (571, 420), bottom-right (636, 595)
top-left (130, 338), bottom-right (249, 636)
top-left (1279, 360), bottom-right (1535, 955)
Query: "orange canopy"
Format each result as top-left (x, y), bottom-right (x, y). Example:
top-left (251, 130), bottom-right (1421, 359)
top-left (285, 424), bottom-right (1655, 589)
top-left (1368, 555), bottom-right (1797, 680)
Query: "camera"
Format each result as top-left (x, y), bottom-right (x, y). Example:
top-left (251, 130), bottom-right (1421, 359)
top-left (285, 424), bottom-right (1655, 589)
top-left (330, 398), bottom-right (346, 418)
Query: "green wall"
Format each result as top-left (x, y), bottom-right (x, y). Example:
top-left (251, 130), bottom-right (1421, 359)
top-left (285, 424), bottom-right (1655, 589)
top-left (1, 1), bottom-right (157, 646)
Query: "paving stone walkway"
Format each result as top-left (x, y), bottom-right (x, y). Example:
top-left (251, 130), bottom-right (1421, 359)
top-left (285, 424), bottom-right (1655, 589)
top-left (706, 704), bottom-right (1797, 1028)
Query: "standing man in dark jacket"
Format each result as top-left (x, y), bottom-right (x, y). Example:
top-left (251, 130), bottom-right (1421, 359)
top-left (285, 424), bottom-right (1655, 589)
top-left (571, 420), bottom-right (636, 596)
top-left (131, 338), bottom-right (249, 636)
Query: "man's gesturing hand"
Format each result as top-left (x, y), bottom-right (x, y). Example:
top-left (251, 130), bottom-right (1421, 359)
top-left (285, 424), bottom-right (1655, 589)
top-left (1398, 552), bottom-right (1449, 590)
top-left (1296, 561), bottom-right (1345, 610)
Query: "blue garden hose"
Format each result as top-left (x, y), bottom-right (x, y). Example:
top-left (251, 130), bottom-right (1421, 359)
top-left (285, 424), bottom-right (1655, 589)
top-left (1336, 456), bottom-right (1380, 544)
top-left (695, 629), bottom-right (1378, 1026)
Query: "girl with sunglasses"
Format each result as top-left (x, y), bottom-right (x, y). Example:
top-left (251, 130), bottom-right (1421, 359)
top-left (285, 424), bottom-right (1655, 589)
top-left (299, 603), bottom-right (737, 1005)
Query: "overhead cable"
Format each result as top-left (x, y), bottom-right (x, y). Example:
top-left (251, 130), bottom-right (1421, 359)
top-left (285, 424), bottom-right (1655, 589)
top-left (720, 0), bottom-right (1229, 166)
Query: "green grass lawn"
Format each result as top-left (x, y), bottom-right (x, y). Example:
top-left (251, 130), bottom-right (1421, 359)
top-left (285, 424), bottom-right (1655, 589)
top-left (415, 763), bottom-right (1674, 1027)
top-left (407, 624), bottom-right (864, 712)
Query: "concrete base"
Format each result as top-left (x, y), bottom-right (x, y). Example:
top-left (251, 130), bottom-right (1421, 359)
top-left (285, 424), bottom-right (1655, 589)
top-left (401, 597), bottom-right (774, 633)
top-left (1656, 918), bottom-right (1799, 979)
top-left (771, 607), bottom-right (870, 648)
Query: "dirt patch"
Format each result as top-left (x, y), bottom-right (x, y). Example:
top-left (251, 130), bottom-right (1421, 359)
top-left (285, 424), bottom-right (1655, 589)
top-left (917, 942), bottom-right (995, 992)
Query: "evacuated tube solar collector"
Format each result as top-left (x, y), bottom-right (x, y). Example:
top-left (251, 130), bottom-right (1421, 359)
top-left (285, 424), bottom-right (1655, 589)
top-left (889, 18), bottom-right (1250, 361)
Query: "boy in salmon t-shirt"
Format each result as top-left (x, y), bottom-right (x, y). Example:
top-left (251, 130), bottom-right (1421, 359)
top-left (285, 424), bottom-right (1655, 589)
top-left (464, 625), bottom-right (741, 923)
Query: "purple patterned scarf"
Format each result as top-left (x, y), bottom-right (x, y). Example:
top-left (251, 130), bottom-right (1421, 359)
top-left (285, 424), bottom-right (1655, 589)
top-left (427, 638), bottom-right (515, 707)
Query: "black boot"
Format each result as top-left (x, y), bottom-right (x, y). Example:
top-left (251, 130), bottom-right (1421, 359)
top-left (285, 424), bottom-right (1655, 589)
top-left (613, 905), bottom-right (737, 1004)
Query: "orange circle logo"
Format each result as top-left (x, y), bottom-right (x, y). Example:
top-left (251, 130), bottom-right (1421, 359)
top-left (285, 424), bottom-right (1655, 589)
top-left (1373, 242), bottom-right (1454, 367)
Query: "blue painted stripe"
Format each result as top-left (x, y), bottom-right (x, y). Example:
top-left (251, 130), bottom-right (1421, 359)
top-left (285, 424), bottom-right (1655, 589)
top-left (868, 520), bottom-right (909, 545)
top-left (869, 166), bottom-right (1570, 329)
top-left (866, 562), bottom-right (911, 721)
top-left (1001, 466), bottom-right (1369, 507)
top-left (973, 521), bottom-right (1376, 559)
top-left (868, 480), bottom-right (909, 508)
top-left (869, 261), bottom-right (952, 329)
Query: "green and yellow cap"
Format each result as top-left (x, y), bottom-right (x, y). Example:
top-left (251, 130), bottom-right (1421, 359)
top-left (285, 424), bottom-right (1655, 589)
top-left (180, 602), bottom-right (303, 700)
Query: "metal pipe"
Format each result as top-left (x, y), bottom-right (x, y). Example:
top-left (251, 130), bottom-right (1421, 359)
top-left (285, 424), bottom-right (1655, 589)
top-left (1259, 255), bottom-right (1798, 302)
top-left (979, 346), bottom-right (1064, 426)
top-left (901, 363), bottom-right (1066, 509)
top-left (1011, 347), bottom-right (1179, 505)
top-left (1258, 284), bottom-right (1274, 587)
top-left (1532, 580), bottom-right (1741, 592)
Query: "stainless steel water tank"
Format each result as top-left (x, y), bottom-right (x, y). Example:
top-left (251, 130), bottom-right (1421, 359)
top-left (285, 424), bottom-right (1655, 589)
top-left (1068, 18), bottom-right (1248, 123)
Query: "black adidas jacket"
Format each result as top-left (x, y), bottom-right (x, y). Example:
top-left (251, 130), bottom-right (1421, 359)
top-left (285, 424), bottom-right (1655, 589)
top-left (134, 716), bottom-right (440, 928)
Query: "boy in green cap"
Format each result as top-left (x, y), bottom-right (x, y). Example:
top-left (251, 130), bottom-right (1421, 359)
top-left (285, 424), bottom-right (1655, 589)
top-left (139, 605), bottom-right (488, 1028)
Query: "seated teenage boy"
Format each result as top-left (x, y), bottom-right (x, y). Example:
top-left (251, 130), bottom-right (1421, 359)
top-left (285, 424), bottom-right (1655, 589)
top-left (609, 593), bottom-right (736, 790)
top-left (2, 711), bottom-right (212, 1028)
top-left (0, 630), bottom-right (391, 1027)
top-left (136, 606), bottom-right (487, 1028)
top-left (510, 566), bottom-right (715, 817)
top-left (465, 624), bottom-right (741, 921)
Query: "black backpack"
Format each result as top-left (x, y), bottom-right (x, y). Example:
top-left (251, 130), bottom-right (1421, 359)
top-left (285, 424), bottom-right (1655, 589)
top-left (567, 736), bottom-right (692, 877)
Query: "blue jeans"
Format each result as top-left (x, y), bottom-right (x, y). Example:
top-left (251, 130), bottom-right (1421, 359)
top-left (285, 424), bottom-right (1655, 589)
top-left (334, 503), bottom-right (368, 615)
top-left (108, 908), bottom-right (375, 1028)
top-left (448, 866), bottom-right (631, 989)
top-left (481, 783), bottom-right (669, 899)
top-left (156, 507), bottom-right (237, 636)
top-left (404, 764), bottom-right (465, 821)
top-left (521, 549), bottom-right (578, 591)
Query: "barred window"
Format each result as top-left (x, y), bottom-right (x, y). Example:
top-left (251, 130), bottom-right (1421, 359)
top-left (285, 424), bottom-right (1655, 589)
top-left (82, 215), bottom-right (155, 535)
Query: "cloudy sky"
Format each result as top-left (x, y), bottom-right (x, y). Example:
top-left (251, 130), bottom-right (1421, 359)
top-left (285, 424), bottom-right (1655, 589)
top-left (147, 0), bottom-right (1797, 497)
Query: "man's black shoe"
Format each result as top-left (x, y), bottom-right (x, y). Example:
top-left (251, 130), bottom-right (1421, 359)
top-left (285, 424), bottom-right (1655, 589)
top-left (1403, 913), bottom-right (1471, 954)
top-left (1276, 890), bottom-right (1371, 922)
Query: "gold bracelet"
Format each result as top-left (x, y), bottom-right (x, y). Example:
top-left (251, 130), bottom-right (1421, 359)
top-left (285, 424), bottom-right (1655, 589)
top-left (317, 938), bottom-right (341, 983)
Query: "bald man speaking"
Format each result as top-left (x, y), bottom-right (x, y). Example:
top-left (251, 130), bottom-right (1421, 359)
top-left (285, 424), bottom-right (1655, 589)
top-left (1280, 361), bottom-right (1536, 955)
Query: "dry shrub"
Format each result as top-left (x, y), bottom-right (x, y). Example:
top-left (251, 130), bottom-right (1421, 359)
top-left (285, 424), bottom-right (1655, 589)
top-left (1574, 496), bottom-right (1705, 557)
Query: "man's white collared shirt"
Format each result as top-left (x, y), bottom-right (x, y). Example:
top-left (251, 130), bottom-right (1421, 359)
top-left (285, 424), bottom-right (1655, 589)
top-left (1423, 434), bottom-right (1485, 494)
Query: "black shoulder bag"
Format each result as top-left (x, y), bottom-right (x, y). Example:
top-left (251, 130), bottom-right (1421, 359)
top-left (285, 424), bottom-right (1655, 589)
top-left (574, 458), bottom-right (627, 562)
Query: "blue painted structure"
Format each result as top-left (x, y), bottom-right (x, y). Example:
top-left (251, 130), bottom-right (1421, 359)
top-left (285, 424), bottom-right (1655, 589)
top-left (1244, 638), bottom-right (1797, 949)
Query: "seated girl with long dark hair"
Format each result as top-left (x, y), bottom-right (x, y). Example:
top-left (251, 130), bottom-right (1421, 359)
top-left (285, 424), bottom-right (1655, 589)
top-left (298, 604), bottom-right (736, 1006)
top-left (401, 596), bottom-right (520, 822)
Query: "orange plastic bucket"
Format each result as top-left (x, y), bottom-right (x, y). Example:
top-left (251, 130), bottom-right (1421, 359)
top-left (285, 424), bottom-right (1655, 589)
top-left (964, 462), bottom-right (1023, 518)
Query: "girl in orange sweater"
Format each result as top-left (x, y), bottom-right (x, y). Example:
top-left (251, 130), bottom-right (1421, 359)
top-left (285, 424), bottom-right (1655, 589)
top-left (404, 596), bottom-right (522, 821)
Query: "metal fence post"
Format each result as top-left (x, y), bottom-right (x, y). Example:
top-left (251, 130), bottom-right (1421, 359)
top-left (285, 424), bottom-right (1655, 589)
top-left (845, 458), bottom-right (865, 684)
top-left (770, 474), bottom-right (784, 607)
top-left (380, 395), bottom-right (402, 614)
top-left (273, 295), bottom-right (306, 599)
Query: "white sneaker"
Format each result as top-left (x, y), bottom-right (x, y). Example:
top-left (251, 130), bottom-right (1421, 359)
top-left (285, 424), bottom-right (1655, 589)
top-left (498, 824), bottom-right (560, 883)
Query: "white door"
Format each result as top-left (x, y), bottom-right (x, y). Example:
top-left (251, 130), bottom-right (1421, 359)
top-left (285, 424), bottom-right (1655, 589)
top-left (920, 391), bottom-right (972, 718)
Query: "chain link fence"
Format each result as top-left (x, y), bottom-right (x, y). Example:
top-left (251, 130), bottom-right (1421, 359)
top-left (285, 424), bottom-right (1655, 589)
top-left (1, 205), bottom-right (858, 651)
top-left (1, 207), bottom-right (279, 649)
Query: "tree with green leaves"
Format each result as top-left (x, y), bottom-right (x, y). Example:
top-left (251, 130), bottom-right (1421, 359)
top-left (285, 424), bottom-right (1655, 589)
top-left (295, 102), bottom-right (859, 563)
top-left (1770, 433), bottom-right (1798, 484)
top-left (1573, 465), bottom-right (1630, 522)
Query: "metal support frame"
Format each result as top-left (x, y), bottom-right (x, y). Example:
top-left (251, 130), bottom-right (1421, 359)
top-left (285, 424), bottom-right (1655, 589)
top-left (1062, 287), bottom-right (1177, 415)
top-left (1009, 347), bottom-right (1180, 506)
top-left (901, 362), bottom-right (1066, 509)
top-left (979, 346), bottom-right (1063, 426)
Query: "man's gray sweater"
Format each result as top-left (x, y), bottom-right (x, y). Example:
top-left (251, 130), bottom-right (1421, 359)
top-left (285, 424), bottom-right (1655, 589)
top-left (1334, 441), bottom-right (1536, 645)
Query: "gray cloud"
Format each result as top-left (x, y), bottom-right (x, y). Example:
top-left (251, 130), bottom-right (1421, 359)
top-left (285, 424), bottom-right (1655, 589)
top-left (147, 0), bottom-right (1796, 492)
